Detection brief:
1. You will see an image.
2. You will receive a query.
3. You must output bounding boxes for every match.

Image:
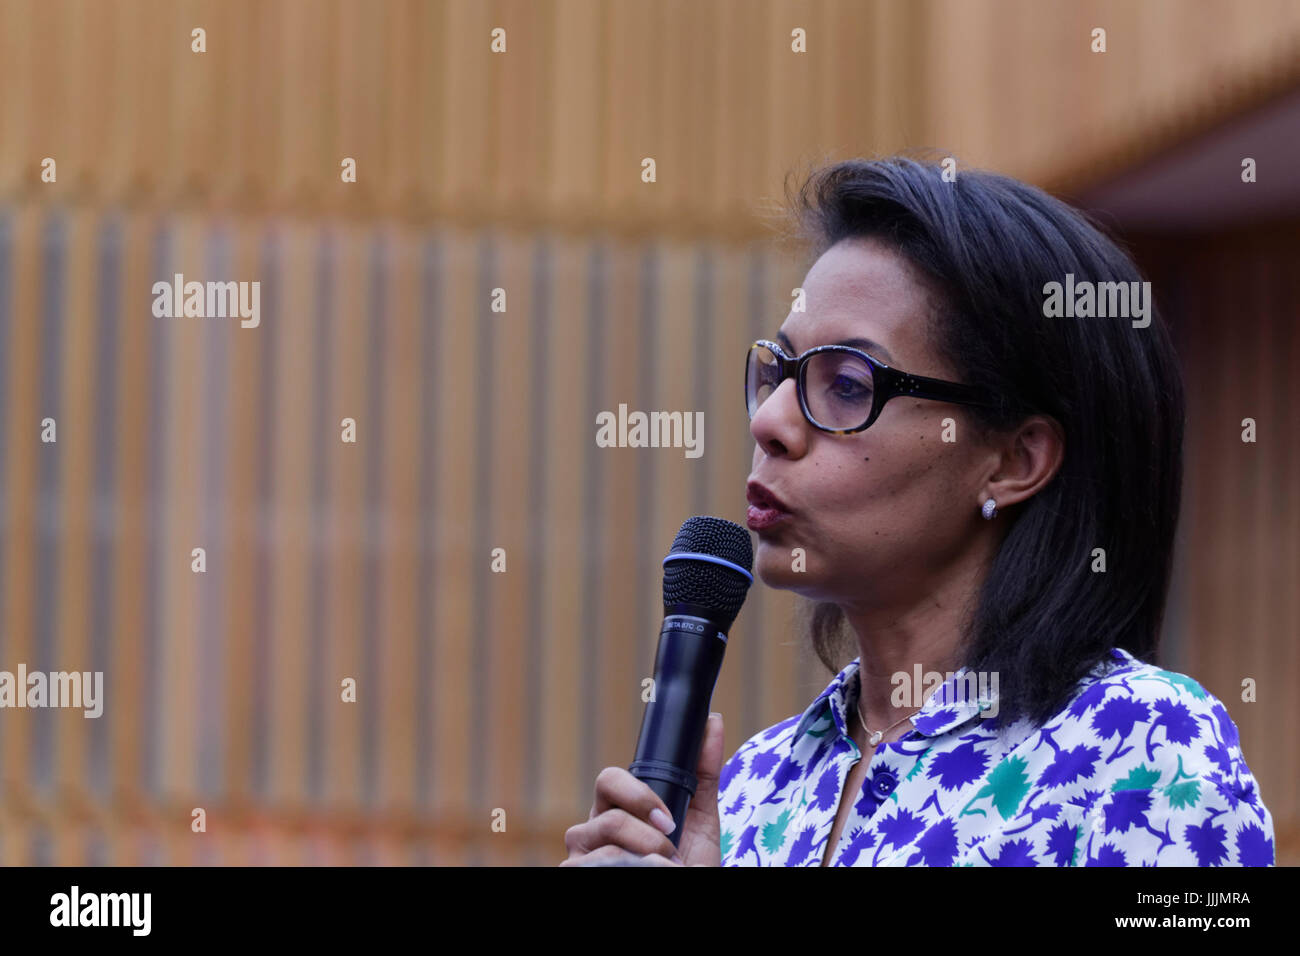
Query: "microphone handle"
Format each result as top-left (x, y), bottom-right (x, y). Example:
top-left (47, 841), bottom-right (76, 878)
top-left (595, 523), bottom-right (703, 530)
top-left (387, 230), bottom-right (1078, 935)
top-left (629, 613), bottom-right (728, 847)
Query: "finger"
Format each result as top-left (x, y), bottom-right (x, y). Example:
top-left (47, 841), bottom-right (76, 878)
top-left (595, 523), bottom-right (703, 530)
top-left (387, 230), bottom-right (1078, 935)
top-left (592, 766), bottom-right (675, 831)
top-left (561, 846), bottom-right (680, 867)
top-left (566, 808), bottom-right (678, 859)
top-left (561, 845), bottom-right (637, 867)
top-left (576, 845), bottom-right (680, 867)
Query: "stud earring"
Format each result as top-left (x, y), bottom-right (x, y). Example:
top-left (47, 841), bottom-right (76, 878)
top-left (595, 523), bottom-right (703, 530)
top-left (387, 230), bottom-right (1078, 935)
top-left (981, 498), bottom-right (997, 520)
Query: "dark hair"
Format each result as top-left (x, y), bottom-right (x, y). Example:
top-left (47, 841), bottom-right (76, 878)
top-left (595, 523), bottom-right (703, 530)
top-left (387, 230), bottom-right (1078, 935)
top-left (778, 153), bottom-right (1186, 729)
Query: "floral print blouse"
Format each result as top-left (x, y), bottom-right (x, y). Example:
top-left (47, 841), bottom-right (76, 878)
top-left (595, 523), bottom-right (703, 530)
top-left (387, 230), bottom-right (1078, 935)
top-left (717, 648), bottom-right (1274, 866)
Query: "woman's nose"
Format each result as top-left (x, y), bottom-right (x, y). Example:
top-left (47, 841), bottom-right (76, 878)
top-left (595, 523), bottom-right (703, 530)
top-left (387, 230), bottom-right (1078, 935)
top-left (750, 378), bottom-right (807, 458)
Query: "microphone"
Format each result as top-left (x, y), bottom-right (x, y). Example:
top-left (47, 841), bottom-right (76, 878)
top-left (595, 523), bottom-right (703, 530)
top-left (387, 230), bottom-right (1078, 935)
top-left (629, 516), bottom-right (754, 847)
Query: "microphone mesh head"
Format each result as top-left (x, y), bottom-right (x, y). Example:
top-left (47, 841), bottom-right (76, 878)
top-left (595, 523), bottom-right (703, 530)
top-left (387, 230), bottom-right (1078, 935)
top-left (662, 516), bottom-right (753, 628)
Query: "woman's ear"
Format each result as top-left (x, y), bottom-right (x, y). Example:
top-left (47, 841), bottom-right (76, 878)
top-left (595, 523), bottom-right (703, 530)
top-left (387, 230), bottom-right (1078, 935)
top-left (987, 415), bottom-right (1065, 508)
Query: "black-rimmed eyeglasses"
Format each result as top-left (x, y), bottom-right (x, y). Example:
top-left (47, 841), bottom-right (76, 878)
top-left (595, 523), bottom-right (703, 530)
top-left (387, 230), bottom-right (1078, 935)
top-left (745, 339), bottom-right (1003, 434)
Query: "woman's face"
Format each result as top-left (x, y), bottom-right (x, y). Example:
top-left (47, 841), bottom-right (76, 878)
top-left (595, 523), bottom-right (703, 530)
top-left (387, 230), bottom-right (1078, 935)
top-left (747, 236), bottom-right (997, 608)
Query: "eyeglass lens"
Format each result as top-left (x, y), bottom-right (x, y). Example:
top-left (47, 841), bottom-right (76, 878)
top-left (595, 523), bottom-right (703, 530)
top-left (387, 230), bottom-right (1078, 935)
top-left (746, 343), bottom-right (875, 430)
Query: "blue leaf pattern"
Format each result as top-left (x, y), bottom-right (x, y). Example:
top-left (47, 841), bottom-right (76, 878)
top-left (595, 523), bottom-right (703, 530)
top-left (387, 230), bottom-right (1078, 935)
top-left (715, 648), bottom-right (1274, 866)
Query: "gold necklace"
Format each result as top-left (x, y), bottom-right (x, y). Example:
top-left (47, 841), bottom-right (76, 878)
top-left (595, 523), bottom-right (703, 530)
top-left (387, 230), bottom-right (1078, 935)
top-left (855, 680), bottom-right (922, 747)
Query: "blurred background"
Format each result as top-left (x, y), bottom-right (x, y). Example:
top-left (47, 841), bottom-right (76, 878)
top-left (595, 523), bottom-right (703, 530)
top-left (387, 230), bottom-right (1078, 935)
top-left (0, 0), bottom-right (1296, 866)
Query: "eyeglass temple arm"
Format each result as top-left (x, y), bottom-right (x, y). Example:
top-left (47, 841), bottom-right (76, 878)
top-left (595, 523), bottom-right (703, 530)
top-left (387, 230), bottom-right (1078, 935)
top-left (886, 368), bottom-right (1002, 409)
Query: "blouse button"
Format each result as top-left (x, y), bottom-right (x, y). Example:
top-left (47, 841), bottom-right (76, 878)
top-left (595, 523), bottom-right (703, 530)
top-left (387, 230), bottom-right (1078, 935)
top-left (869, 768), bottom-right (898, 800)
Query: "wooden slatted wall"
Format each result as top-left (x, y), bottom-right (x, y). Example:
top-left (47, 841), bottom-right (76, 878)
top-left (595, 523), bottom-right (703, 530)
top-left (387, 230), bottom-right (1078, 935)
top-left (0, 0), bottom-right (1296, 866)
top-left (1134, 223), bottom-right (1300, 865)
top-left (0, 209), bottom-right (815, 864)
top-left (1, 0), bottom-right (1297, 235)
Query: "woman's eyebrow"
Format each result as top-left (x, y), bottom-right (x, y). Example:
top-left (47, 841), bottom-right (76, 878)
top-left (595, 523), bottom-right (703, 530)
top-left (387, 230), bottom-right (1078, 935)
top-left (776, 330), bottom-right (894, 364)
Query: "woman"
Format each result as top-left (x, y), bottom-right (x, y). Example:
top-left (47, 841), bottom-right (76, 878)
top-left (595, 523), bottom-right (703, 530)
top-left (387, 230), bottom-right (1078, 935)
top-left (561, 156), bottom-right (1275, 867)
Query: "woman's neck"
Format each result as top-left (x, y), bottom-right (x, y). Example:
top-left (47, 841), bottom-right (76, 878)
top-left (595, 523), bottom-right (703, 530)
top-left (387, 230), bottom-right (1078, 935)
top-left (841, 568), bottom-right (979, 730)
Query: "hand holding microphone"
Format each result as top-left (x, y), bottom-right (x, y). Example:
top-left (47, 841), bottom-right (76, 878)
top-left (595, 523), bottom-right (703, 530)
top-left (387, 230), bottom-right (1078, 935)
top-left (561, 516), bottom-right (753, 867)
top-left (560, 712), bottom-right (726, 867)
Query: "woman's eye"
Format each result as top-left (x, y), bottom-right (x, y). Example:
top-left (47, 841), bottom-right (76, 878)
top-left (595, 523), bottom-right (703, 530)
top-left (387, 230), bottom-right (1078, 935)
top-left (830, 375), bottom-right (871, 401)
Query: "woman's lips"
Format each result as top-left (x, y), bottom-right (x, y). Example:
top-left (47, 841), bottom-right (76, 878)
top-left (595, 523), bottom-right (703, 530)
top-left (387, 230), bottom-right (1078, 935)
top-left (745, 479), bottom-right (793, 531)
top-left (746, 504), bottom-right (790, 531)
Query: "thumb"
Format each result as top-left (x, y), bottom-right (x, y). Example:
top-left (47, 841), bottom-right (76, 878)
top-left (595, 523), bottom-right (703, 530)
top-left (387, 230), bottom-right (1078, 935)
top-left (693, 712), bottom-right (725, 805)
top-left (676, 712), bottom-right (726, 866)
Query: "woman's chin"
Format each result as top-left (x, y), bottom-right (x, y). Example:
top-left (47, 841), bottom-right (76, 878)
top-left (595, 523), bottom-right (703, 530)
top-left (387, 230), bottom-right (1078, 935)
top-left (754, 540), bottom-right (813, 589)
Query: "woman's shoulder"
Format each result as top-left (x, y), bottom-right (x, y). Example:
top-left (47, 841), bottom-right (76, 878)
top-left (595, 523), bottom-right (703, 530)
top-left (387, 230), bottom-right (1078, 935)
top-left (1041, 648), bottom-right (1274, 865)
top-left (1054, 648), bottom-right (1248, 758)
